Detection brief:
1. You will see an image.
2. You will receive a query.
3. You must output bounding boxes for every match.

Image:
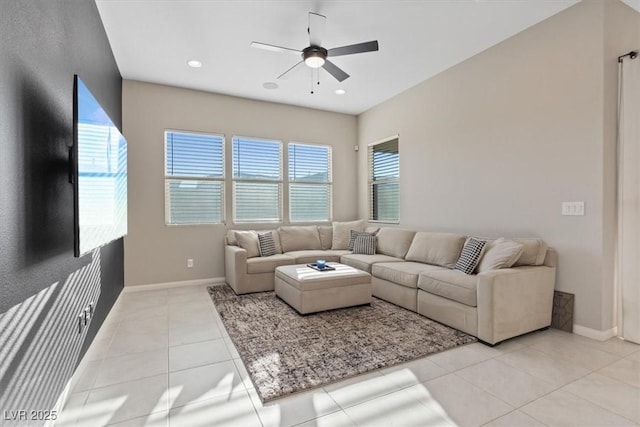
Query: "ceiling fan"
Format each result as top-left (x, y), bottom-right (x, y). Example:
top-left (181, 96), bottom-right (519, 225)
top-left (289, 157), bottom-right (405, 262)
top-left (251, 12), bottom-right (379, 86)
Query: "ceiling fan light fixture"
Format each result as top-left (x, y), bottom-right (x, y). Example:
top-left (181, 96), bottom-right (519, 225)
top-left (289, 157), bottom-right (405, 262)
top-left (304, 54), bottom-right (325, 68)
top-left (302, 46), bottom-right (327, 69)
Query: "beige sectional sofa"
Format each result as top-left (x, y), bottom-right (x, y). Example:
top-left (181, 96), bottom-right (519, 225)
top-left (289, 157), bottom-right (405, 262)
top-left (224, 221), bottom-right (556, 345)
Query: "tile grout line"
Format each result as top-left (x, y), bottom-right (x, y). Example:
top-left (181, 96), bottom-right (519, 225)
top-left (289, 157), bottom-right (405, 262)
top-left (67, 287), bottom-right (640, 427)
top-left (553, 384), bottom-right (639, 425)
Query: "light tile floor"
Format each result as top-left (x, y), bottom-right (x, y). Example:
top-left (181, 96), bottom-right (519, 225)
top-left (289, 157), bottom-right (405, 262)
top-left (56, 284), bottom-right (640, 427)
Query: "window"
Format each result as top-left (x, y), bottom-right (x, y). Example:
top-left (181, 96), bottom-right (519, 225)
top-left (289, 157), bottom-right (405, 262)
top-left (232, 136), bottom-right (282, 223)
top-left (368, 137), bottom-right (399, 222)
top-left (164, 131), bottom-right (225, 225)
top-left (288, 143), bottom-right (332, 222)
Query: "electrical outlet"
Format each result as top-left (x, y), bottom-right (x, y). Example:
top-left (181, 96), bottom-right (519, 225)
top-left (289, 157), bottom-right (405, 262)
top-left (187, 259), bottom-right (194, 268)
top-left (562, 201), bottom-right (585, 216)
top-left (77, 302), bottom-right (95, 333)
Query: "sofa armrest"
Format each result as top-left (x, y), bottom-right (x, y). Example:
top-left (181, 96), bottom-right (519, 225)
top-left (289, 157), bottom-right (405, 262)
top-left (225, 245), bottom-right (247, 293)
top-left (477, 265), bottom-right (556, 344)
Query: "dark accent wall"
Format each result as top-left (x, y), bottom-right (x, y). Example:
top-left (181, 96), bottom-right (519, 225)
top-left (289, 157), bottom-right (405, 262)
top-left (0, 0), bottom-right (123, 421)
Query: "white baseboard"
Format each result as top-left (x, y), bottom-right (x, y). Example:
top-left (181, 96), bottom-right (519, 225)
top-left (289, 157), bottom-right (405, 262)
top-left (123, 277), bottom-right (226, 293)
top-left (573, 324), bottom-right (618, 341)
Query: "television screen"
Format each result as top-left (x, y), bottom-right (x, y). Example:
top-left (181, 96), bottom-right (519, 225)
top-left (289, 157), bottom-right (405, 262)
top-left (73, 75), bottom-right (127, 257)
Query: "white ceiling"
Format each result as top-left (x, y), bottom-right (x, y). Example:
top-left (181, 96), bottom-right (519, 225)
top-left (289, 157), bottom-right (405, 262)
top-left (96, 0), bottom-right (634, 115)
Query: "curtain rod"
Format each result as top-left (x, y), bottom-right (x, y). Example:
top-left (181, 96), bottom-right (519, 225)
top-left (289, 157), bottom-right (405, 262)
top-left (618, 50), bottom-right (638, 63)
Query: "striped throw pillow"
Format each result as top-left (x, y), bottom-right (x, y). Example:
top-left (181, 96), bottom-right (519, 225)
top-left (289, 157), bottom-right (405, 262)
top-left (353, 234), bottom-right (376, 255)
top-left (258, 232), bottom-right (277, 257)
top-left (348, 230), bottom-right (373, 250)
top-left (455, 237), bottom-right (486, 274)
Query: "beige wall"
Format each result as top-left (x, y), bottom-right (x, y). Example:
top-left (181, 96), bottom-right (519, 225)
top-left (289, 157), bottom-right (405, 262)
top-left (357, 0), bottom-right (639, 332)
top-left (123, 81), bottom-right (358, 286)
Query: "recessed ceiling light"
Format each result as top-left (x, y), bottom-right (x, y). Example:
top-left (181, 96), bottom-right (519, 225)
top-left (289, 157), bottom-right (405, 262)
top-left (187, 60), bottom-right (202, 68)
top-left (335, 89), bottom-right (346, 95)
top-left (263, 82), bottom-right (278, 90)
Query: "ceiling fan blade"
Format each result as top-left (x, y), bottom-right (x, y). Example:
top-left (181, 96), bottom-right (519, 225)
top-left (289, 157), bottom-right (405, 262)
top-left (308, 12), bottom-right (326, 47)
top-left (251, 41), bottom-right (300, 55)
top-left (277, 60), bottom-right (304, 79)
top-left (322, 60), bottom-right (350, 82)
top-left (328, 40), bottom-right (379, 57)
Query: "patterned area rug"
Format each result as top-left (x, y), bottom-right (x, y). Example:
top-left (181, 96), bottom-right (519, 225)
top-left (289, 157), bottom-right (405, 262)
top-left (208, 284), bottom-right (476, 402)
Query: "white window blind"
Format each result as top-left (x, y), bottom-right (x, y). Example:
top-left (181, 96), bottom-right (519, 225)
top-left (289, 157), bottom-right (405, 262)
top-left (288, 143), bottom-right (332, 222)
top-left (164, 130), bottom-right (224, 225)
top-left (232, 136), bottom-right (282, 223)
top-left (368, 138), bottom-right (399, 222)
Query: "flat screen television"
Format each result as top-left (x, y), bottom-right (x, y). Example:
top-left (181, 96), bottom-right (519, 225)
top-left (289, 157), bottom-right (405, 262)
top-left (71, 75), bottom-right (127, 257)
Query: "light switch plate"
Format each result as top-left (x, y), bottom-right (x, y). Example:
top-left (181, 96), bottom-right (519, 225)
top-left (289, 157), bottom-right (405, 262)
top-left (562, 201), bottom-right (585, 216)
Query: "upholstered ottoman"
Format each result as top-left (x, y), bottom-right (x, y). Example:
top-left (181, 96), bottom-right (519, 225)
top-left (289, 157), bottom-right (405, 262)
top-left (275, 263), bottom-right (372, 314)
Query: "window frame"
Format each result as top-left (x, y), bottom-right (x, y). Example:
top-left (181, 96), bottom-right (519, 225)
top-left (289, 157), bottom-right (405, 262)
top-left (368, 135), bottom-right (400, 224)
top-left (231, 135), bottom-right (283, 224)
top-left (287, 142), bottom-right (333, 223)
top-left (163, 129), bottom-right (226, 226)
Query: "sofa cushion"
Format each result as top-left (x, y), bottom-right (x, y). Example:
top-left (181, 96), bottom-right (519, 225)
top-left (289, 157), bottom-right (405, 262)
top-left (235, 231), bottom-right (261, 258)
top-left (365, 226), bottom-right (380, 235)
top-left (476, 238), bottom-right (524, 273)
top-left (246, 254), bottom-right (295, 274)
top-left (228, 229), bottom-right (283, 253)
top-left (405, 232), bottom-right (467, 268)
top-left (455, 237), bottom-right (487, 274)
top-left (318, 226), bottom-right (333, 250)
top-left (278, 226), bottom-right (322, 252)
top-left (331, 219), bottom-right (366, 249)
top-left (512, 238), bottom-right (547, 266)
top-left (376, 228), bottom-right (416, 259)
top-left (285, 250), bottom-right (342, 264)
top-left (226, 229), bottom-right (238, 245)
top-left (372, 262), bottom-right (443, 289)
top-left (418, 269), bottom-right (478, 307)
top-left (340, 253), bottom-right (404, 273)
top-left (258, 232), bottom-right (278, 257)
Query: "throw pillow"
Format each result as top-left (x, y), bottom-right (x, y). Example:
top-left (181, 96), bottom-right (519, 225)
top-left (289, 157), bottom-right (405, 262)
top-left (455, 237), bottom-right (487, 275)
top-left (476, 238), bottom-right (524, 273)
top-left (348, 230), bottom-right (373, 251)
top-left (235, 231), bottom-right (260, 258)
top-left (258, 232), bottom-right (278, 257)
top-left (353, 234), bottom-right (376, 255)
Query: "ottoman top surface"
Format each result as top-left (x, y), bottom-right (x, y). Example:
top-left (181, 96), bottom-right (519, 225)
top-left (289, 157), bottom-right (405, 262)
top-left (275, 262), bottom-right (371, 290)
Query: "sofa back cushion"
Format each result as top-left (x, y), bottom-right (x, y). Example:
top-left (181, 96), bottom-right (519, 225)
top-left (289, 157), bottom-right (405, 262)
top-left (235, 231), bottom-right (261, 258)
top-left (331, 219), bottom-right (366, 249)
top-left (228, 229), bottom-right (282, 253)
top-left (476, 238), bottom-right (524, 273)
top-left (278, 226), bottom-right (322, 252)
top-left (226, 229), bottom-right (238, 246)
top-left (512, 238), bottom-right (547, 266)
top-left (376, 228), bottom-right (416, 259)
top-left (318, 226), bottom-right (333, 250)
top-left (405, 232), bottom-right (467, 268)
